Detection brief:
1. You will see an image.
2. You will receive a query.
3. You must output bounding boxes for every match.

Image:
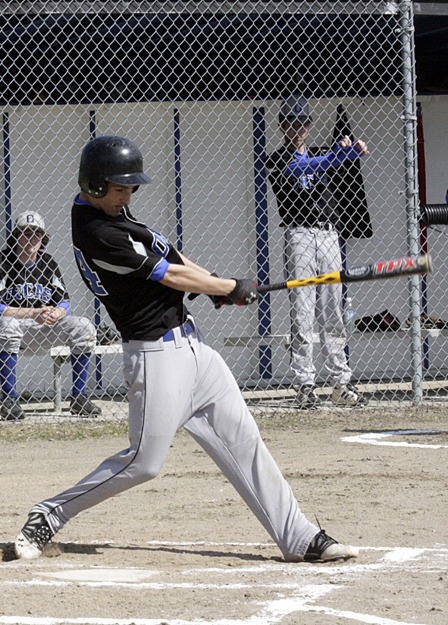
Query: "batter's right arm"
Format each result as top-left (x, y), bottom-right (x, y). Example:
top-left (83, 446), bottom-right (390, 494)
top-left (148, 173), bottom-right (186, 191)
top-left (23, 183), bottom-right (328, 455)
top-left (161, 263), bottom-right (236, 297)
top-left (162, 263), bottom-right (257, 308)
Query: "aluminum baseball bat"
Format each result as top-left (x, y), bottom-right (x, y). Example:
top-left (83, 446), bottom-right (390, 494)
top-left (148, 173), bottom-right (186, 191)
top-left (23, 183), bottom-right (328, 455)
top-left (257, 254), bottom-right (432, 294)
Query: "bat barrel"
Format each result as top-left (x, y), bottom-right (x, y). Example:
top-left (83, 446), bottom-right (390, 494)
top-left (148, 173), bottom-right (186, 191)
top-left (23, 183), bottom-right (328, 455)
top-left (420, 253), bottom-right (432, 274)
top-left (258, 254), bottom-right (432, 294)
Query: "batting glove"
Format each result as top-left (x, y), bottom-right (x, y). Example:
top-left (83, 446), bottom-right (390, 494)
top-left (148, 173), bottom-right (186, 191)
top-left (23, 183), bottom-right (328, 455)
top-left (213, 279), bottom-right (258, 309)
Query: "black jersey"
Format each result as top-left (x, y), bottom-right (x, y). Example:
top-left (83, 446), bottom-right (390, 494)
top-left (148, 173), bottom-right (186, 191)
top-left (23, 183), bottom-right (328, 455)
top-left (265, 145), bottom-right (338, 227)
top-left (0, 248), bottom-right (70, 312)
top-left (71, 196), bottom-right (187, 341)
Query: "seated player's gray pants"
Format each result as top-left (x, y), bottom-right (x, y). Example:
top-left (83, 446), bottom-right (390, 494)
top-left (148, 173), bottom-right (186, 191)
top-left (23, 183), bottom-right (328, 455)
top-left (0, 316), bottom-right (96, 354)
top-left (33, 324), bottom-right (319, 560)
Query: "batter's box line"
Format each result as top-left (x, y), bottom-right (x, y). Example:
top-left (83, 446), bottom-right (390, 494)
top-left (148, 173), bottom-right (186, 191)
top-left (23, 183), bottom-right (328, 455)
top-left (2, 546), bottom-right (447, 587)
top-left (341, 428), bottom-right (448, 448)
top-left (3, 543), bottom-right (447, 575)
top-left (145, 540), bottom-right (274, 547)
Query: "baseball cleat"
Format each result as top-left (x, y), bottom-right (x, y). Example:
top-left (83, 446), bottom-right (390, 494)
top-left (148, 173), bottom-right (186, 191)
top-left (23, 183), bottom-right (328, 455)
top-left (294, 385), bottom-right (322, 409)
top-left (70, 395), bottom-right (102, 417)
top-left (304, 529), bottom-right (359, 562)
top-left (0, 397), bottom-right (25, 421)
top-left (14, 512), bottom-right (54, 560)
top-left (331, 383), bottom-right (368, 407)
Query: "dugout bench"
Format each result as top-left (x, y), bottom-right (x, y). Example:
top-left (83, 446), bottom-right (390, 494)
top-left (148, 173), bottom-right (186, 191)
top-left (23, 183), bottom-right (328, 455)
top-left (49, 343), bottom-right (123, 413)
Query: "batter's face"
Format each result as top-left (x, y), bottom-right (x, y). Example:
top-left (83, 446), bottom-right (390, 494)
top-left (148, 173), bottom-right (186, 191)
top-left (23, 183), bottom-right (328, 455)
top-left (87, 184), bottom-right (135, 217)
top-left (282, 120), bottom-right (311, 150)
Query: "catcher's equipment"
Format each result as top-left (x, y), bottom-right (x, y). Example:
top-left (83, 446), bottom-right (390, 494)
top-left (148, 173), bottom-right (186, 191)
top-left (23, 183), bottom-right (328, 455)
top-left (78, 136), bottom-right (152, 198)
top-left (213, 279), bottom-right (258, 309)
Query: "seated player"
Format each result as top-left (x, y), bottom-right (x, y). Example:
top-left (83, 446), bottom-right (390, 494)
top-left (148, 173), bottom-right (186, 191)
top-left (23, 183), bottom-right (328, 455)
top-left (0, 211), bottom-right (101, 420)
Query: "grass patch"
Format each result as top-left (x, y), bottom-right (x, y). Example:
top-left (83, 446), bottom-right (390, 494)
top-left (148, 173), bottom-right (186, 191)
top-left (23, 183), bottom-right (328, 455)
top-left (0, 420), bottom-right (129, 442)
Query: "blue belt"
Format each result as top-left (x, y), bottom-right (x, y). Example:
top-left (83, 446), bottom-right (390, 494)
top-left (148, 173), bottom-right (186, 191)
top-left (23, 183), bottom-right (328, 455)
top-left (162, 321), bottom-right (195, 342)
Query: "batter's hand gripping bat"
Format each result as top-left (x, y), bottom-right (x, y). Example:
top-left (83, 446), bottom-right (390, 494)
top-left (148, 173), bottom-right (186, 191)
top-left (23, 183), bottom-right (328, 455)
top-left (257, 254), bottom-right (432, 294)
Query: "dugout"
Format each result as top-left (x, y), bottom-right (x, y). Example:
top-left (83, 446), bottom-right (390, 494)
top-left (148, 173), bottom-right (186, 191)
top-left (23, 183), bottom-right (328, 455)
top-left (1, 1), bottom-right (448, 409)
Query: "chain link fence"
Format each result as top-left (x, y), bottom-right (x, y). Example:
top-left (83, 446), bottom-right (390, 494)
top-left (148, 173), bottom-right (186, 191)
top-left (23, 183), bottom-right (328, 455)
top-left (1, 1), bottom-right (447, 422)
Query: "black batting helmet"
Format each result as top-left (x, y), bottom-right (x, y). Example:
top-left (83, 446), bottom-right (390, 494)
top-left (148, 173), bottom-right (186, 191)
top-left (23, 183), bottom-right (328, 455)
top-left (78, 136), bottom-right (152, 198)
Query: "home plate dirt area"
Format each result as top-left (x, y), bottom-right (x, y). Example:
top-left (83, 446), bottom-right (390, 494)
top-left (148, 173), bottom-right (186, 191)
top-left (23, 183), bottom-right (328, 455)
top-left (1, 405), bottom-right (447, 625)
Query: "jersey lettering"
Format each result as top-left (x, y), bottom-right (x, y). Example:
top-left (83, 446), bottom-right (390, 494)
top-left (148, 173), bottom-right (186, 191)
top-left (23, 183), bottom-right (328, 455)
top-left (2, 283), bottom-right (52, 304)
top-left (74, 247), bottom-right (108, 296)
top-left (147, 228), bottom-right (169, 258)
top-left (295, 171), bottom-right (328, 190)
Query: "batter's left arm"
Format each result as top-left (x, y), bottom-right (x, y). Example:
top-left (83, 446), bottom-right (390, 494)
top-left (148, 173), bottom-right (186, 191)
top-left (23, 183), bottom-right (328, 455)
top-left (177, 252), bottom-right (214, 276)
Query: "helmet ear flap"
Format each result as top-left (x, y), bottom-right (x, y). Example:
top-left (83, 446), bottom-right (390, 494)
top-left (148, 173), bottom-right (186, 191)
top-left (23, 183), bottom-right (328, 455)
top-left (83, 178), bottom-right (108, 198)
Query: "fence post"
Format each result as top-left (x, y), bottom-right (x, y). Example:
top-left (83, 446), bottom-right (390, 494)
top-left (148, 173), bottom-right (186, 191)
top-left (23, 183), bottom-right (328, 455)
top-left (399, 0), bottom-right (423, 404)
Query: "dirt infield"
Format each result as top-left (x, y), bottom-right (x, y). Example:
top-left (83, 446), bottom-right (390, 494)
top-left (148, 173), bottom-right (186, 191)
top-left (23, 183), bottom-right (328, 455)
top-left (1, 404), bottom-right (447, 625)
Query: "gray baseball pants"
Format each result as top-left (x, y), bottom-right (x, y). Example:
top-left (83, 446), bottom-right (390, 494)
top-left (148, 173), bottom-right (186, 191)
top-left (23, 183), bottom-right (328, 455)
top-left (284, 225), bottom-right (352, 387)
top-left (33, 322), bottom-right (319, 560)
top-left (0, 316), bottom-right (96, 354)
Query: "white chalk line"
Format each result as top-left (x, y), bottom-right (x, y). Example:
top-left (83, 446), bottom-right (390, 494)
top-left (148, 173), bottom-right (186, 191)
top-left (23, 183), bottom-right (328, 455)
top-left (3, 545), bottom-right (447, 586)
top-left (0, 589), bottom-right (431, 625)
top-left (342, 428), bottom-right (448, 448)
top-left (3, 548), bottom-right (444, 588)
top-left (0, 545), bottom-right (445, 625)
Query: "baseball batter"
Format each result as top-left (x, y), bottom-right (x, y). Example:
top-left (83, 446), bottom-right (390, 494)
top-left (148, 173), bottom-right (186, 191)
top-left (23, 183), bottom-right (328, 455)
top-left (15, 136), bottom-right (359, 564)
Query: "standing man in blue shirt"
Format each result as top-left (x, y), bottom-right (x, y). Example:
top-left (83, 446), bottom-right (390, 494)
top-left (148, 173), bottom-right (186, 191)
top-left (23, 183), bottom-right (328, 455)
top-left (266, 95), bottom-right (369, 408)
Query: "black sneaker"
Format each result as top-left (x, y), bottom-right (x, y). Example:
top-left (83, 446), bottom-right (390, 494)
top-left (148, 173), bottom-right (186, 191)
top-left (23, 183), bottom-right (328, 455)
top-left (0, 397), bottom-right (25, 421)
top-left (15, 512), bottom-right (54, 559)
top-left (294, 385), bottom-right (322, 409)
top-left (70, 396), bottom-right (102, 417)
top-left (304, 529), bottom-right (359, 562)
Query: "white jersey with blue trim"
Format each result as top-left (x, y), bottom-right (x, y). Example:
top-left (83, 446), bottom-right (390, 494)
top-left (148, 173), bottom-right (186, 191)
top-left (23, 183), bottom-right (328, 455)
top-left (71, 196), bottom-right (187, 341)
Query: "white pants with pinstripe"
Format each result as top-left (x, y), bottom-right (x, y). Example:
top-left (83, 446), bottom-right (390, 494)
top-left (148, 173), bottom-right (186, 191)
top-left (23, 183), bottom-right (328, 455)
top-left (284, 225), bottom-right (352, 387)
top-left (33, 323), bottom-right (319, 560)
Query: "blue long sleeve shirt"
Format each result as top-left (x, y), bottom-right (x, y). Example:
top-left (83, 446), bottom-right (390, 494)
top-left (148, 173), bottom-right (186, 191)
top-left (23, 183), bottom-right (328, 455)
top-left (266, 143), bottom-right (362, 227)
top-left (285, 144), bottom-right (362, 179)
